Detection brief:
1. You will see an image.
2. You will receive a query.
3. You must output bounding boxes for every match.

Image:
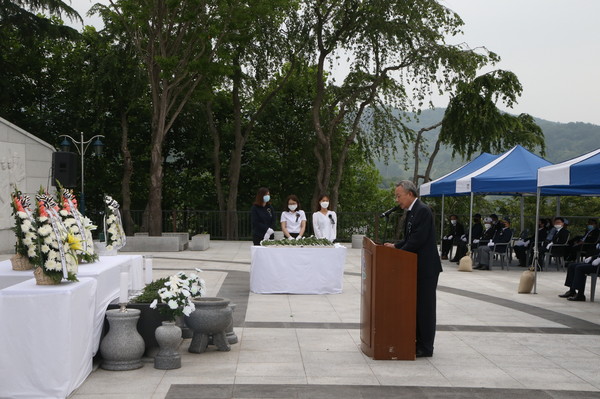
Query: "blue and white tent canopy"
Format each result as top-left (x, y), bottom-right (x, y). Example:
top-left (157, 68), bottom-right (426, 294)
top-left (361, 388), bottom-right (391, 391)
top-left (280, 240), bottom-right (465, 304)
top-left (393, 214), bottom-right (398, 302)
top-left (455, 145), bottom-right (551, 195)
top-left (538, 148), bottom-right (600, 195)
top-left (419, 153), bottom-right (498, 197)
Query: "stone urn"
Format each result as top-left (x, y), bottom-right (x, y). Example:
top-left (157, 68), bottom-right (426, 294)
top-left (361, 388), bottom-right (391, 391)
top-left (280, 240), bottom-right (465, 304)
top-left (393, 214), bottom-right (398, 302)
top-left (100, 309), bottom-right (145, 370)
top-left (154, 321), bottom-right (182, 370)
top-left (184, 297), bottom-right (232, 353)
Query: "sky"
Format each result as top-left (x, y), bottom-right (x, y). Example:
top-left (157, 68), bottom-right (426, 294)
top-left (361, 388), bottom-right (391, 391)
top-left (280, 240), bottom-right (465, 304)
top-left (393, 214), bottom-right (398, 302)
top-left (67, 0), bottom-right (600, 125)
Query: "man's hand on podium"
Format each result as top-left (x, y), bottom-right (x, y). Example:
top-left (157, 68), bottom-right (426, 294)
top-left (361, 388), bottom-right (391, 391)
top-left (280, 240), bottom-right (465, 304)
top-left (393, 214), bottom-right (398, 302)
top-left (383, 242), bottom-right (395, 248)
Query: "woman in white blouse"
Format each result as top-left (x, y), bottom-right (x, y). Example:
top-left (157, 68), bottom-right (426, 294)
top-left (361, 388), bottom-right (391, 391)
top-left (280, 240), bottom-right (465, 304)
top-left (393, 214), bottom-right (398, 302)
top-left (312, 194), bottom-right (336, 242)
top-left (280, 194), bottom-right (307, 239)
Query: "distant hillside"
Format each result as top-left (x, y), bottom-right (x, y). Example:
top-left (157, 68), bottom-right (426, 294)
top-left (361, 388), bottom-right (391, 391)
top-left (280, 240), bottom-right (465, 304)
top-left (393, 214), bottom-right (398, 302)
top-left (376, 108), bottom-right (600, 185)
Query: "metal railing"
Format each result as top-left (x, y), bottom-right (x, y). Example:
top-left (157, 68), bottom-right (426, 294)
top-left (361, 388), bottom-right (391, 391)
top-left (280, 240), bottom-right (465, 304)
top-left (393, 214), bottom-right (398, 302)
top-left (90, 209), bottom-right (596, 243)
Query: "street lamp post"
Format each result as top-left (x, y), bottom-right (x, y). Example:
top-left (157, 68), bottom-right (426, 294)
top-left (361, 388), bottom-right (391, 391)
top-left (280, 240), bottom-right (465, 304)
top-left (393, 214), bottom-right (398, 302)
top-left (59, 132), bottom-right (105, 215)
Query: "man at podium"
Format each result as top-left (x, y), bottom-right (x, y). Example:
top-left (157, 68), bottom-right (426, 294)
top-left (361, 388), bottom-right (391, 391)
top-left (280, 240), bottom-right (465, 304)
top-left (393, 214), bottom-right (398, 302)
top-left (384, 180), bottom-right (442, 358)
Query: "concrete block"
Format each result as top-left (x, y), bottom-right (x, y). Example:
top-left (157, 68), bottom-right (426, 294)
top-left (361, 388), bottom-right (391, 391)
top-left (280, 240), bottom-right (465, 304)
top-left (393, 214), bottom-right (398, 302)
top-left (189, 234), bottom-right (210, 251)
top-left (352, 234), bottom-right (366, 249)
top-left (119, 236), bottom-right (182, 252)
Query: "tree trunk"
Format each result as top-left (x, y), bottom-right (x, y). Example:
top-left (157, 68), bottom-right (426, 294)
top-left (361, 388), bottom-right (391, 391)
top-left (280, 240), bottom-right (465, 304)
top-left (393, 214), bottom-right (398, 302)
top-left (119, 111), bottom-right (135, 236)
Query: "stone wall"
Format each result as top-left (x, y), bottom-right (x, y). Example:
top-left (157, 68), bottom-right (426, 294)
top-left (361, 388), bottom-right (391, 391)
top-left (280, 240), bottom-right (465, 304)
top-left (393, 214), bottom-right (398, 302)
top-left (0, 117), bottom-right (55, 253)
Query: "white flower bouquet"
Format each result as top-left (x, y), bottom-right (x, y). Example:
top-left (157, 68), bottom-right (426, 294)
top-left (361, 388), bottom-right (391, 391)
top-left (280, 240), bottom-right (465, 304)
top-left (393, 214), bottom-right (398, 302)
top-left (10, 187), bottom-right (40, 269)
top-left (34, 190), bottom-right (79, 283)
top-left (59, 188), bottom-right (98, 263)
top-left (148, 271), bottom-right (206, 321)
top-left (103, 195), bottom-right (126, 251)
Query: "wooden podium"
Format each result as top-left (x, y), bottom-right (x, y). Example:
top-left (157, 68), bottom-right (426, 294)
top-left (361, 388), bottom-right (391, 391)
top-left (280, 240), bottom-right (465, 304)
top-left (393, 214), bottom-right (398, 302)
top-left (360, 236), bottom-right (417, 360)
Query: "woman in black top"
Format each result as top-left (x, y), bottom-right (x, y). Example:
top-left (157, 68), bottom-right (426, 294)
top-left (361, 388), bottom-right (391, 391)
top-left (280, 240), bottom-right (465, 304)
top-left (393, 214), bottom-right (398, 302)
top-left (251, 187), bottom-right (275, 245)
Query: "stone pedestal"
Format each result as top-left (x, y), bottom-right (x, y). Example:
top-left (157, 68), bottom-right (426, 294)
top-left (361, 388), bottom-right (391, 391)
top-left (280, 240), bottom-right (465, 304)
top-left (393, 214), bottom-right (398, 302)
top-left (185, 297), bottom-right (232, 353)
top-left (189, 234), bottom-right (210, 251)
top-left (154, 321), bottom-right (182, 370)
top-left (100, 309), bottom-right (145, 370)
top-left (352, 234), bottom-right (365, 249)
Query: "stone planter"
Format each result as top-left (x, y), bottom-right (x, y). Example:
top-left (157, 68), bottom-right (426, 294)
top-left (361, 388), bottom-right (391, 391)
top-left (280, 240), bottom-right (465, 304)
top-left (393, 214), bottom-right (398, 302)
top-left (11, 253), bottom-right (33, 271)
top-left (154, 321), bottom-right (182, 370)
top-left (189, 234), bottom-right (210, 251)
top-left (185, 297), bottom-right (232, 353)
top-left (106, 303), bottom-right (171, 357)
top-left (100, 309), bottom-right (145, 370)
top-left (352, 234), bottom-right (365, 249)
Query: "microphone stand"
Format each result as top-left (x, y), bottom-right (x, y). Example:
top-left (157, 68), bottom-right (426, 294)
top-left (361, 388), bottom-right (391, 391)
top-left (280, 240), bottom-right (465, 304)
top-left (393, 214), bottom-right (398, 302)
top-left (381, 214), bottom-right (390, 244)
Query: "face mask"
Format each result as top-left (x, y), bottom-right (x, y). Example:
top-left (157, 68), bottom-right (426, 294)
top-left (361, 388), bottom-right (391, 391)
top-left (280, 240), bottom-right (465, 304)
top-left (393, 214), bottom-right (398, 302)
top-left (263, 195), bottom-right (270, 203)
top-left (288, 204), bottom-right (297, 211)
top-left (320, 201), bottom-right (329, 209)
top-left (450, 220), bottom-right (457, 225)
top-left (484, 224), bottom-right (491, 229)
top-left (554, 224), bottom-right (562, 230)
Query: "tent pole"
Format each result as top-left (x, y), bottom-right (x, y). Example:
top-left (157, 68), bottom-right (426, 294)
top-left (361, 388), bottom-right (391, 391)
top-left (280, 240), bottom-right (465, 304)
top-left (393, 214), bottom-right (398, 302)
top-left (440, 195), bottom-right (445, 256)
top-left (468, 193), bottom-right (474, 255)
top-left (520, 196), bottom-right (525, 233)
top-left (556, 196), bottom-right (561, 216)
top-left (533, 188), bottom-right (541, 294)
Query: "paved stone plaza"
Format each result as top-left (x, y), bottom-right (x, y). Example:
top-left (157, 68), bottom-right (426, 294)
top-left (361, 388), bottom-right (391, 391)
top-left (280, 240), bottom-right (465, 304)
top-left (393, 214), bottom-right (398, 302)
top-left (68, 241), bottom-right (600, 398)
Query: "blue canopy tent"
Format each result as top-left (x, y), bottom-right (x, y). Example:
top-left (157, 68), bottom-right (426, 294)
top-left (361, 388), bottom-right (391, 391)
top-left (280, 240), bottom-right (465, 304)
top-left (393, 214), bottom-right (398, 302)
top-left (531, 148), bottom-right (600, 292)
top-left (420, 145), bottom-right (552, 262)
top-left (419, 152), bottom-right (499, 246)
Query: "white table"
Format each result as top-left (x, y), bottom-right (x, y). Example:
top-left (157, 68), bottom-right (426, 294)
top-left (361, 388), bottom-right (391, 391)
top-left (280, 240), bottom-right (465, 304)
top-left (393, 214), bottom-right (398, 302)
top-left (250, 246), bottom-right (347, 294)
top-left (0, 255), bottom-right (144, 399)
top-left (0, 278), bottom-right (97, 399)
top-left (0, 259), bottom-right (33, 289)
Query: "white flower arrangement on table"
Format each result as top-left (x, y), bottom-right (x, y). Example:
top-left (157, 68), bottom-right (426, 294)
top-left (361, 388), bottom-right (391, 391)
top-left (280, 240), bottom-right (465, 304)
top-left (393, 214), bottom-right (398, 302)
top-left (103, 195), bottom-right (126, 251)
top-left (10, 187), bottom-right (40, 263)
top-left (35, 190), bottom-right (79, 283)
top-left (149, 270), bottom-right (206, 320)
top-left (59, 188), bottom-right (98, 263)
top-left (261, 236), bottom-right (334, 247)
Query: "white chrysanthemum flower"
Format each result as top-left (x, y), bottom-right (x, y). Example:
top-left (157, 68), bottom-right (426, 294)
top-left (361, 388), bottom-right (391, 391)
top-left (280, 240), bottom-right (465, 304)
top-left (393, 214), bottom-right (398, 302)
top-left (22, 237), bottom-right (32, 246)
top-left (149, 299), bottom-right (158, 309)
top-left (70, 226), bottom-right (80, 233)
top-left (107, 226), bottom-right (118, 235)
top-left (182, 305), bottom-right (194, 316)
top-left (27, 247), bottom-right (37, 257)
top-left (59, 210), bottom-right (68, 216)
top-left (44, 236), bottom-right (54, 245)
top-left (190, 285), bottom-right (199, 295)
top-left (181, 289), bottom-right (190, 297)
top-left (18, 211), bottom-right (28, 219)
top-left (46, 260), bottom-right (60, 271)
top-left (38, 216), bottom-right (48, 223)
top-left (48, 250), bottom-right (58, 259)
top-left (40, 244), bottom-right (50, 254)
top-left (105, 245), bottom-right (113, 251)
top-left (167, 299), bottom-right (178, 310)
top-left (25, 232), bottom-right (36, 240)
top-left (107, 215), bottom-right (116, 223)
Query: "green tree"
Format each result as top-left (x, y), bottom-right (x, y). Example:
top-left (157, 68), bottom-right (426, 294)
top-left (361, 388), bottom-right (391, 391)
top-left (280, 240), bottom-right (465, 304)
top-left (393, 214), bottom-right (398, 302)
top-left (304, 0), bottom-right (494, 210)
top-left (412, 70), bottom-right (546, 184)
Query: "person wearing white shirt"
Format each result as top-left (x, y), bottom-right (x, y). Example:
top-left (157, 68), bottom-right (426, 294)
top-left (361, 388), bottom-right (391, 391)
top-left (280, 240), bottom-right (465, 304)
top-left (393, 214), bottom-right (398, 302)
top-left (312, 194), bottom-right (336, 242)
top-left (281, 194), bottom-right (307, 239)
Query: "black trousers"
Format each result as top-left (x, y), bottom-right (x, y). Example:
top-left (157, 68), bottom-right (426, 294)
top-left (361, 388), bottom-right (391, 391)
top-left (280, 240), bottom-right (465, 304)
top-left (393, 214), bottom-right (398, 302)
top-left (564, 262), bottom-right (598, 292)
top-left (416, 272), bottom-right (440, 354)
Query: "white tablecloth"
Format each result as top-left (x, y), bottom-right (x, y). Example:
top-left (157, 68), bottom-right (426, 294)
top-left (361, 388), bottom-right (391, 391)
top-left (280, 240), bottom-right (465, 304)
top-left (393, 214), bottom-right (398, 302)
top-left (250, 246), bottom-right (347, 294)
top-left (0, 278), bottom-right (97, 399)
top-left (0, 259), bottom-right (33, 289)
top-left (0, 255), bottom-right (144, 399)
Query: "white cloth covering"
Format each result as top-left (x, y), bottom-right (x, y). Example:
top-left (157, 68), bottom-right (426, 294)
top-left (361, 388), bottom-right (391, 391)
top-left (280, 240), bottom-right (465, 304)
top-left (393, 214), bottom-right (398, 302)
top-left (250, 245), bottom-right (347, 294)
top-left (312, 210), bottom-right (337, 241)
top-left (0, 278), bottom-right (97, 399)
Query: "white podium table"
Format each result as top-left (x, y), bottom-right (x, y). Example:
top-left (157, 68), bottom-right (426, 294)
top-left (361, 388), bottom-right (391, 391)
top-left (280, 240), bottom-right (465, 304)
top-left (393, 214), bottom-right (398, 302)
top-left (250, 246), bottom-right (347, 294)
top-left (0, 278), bottom-right (97, 399)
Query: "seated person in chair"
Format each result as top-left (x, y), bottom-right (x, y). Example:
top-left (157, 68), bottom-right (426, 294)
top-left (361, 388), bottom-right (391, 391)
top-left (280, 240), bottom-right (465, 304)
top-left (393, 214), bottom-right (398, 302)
top-left (472, 217), bottom-right (495, 249)
top-left (539, 217), bottom-right (570, 267)
top-left (558, 244), bottom-right (600, 302)
top-left (513, 219), bottom-right (548, 267)
top-left (452, 213), bottom-right (483, 263)
top-left (565, 218), bottom-right (599, 261)
top-left (440, 214), bottom-right (464, 260)
top-left (474, 219), bottom-right (513, 270)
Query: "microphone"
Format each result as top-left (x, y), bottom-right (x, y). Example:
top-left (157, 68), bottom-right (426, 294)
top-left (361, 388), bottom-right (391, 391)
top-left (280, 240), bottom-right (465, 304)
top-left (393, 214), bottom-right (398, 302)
top-left (379, 205), bottom-right (400, 218)
top-left (328, 214), bottom-right (335, 225)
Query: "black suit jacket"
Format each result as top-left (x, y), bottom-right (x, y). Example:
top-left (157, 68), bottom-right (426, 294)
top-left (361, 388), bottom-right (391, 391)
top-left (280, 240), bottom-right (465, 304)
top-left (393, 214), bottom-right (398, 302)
top-left (394, 199), bottom-right (442, 278)
top-left (470, 223), bottom-right (483, 241)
